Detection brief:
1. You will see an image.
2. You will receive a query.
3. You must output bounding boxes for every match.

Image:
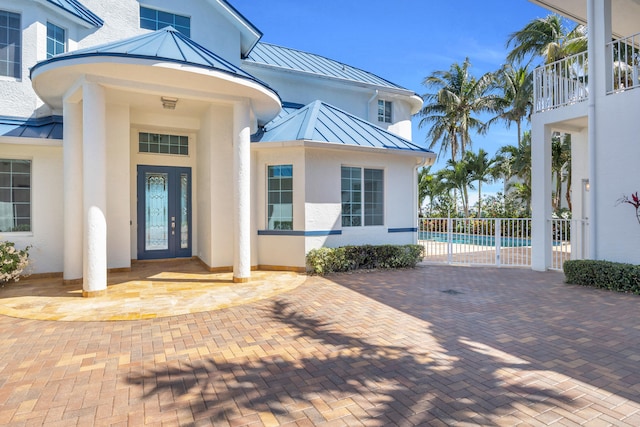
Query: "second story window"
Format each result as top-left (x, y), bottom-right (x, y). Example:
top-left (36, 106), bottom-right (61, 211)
top-left (46, 22), bottom-right (65, 58)
top-left (140, 6), bottom-right (190, 37)
top-left (378, 99), bottom-right (392, 123)
top-left (0, 10), bottom-right (21, 78)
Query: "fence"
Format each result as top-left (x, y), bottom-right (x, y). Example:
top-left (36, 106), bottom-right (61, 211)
top-left (418, 217), bottom-right (576, 270)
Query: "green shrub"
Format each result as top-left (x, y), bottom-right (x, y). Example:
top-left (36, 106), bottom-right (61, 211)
top-left (564, 260), bottom-right (640, 294)
top-left (306, 244), bottom-right (424, 275)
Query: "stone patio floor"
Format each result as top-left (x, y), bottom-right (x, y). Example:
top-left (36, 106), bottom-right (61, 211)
top-left (0, 261), bottom-right (639, 426)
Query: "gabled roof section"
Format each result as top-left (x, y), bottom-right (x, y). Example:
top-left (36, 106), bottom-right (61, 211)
top-left (245, 42), bottom-right (408, 91)
top-left (0, 116), bottom-right (63, 140)
top-left (254, 100), bottom-right (432, 154)
top-left (31, 27), bottom-right (270, 88)
top-left (215, 0), bottom-right (262, 57)
top-left (43, 0), bottom-right (103, 28)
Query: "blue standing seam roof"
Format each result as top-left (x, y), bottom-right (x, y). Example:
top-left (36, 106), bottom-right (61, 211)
top-left (245, 42), bottom-right (407, 91)
top-left (45, 0), bottom-right (103, 27)
top-left (253, 100), bottom-right (431, 154)
top-left (0, 116), bottom-right (63, 140)
top-left (30, 27), bottom-right (276, 94)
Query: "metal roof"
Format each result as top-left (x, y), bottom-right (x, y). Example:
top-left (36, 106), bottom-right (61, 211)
top-left (31, 27), bottom-right (272, 90)
top-left (253, 100), bottom-right (432, 154)
top-left (245, 42), bottom-right (407, 91)
top-left (0, 116), bottom-right (63, 140)
top-left (45, 0), bottom-right (103, 27)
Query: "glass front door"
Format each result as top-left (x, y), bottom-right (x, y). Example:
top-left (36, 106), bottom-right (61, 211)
top-left (137, 165), bottom-right (191, 259)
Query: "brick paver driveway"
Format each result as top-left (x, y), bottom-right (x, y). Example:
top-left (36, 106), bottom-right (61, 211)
top-left (1, 265), bottom-right (639, 426)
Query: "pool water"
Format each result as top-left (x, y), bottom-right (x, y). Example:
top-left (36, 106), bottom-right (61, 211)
top-left (419, 232), bottom-right (533, 247)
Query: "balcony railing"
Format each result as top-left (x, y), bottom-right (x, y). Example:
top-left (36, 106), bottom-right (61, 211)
top-left (533, 51), bottom-right (589, 112)
top-left (608, 32), bottom-right (640, 93)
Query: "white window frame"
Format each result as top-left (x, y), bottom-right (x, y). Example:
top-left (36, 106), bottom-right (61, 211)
top-left (377, 99), bottom-right (392, 123)
top-left (139, 6), bottom-right (191, 37)
top-left (341, 166), bottom-right (384, 227)
top-left (138, 131), bottom-right (189, 156)
top-left (0, 10), bottom-right (21, 79)
top-left (46, 21), bottom-right (66, 59)
top-left (0, 158), bottom-right (31, 233)
top-left (266, 164), bottom-right (293, 230)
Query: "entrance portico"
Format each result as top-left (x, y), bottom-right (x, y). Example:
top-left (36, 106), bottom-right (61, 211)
top-left (30, 28), bottom-right (281, 295)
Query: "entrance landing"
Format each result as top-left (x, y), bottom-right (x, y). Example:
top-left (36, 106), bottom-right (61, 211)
top-left (0, 259), bottom-right (305, 321)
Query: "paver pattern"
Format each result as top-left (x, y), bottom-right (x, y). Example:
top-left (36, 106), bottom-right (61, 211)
top-left (1, 264), bottom-right (639, 426)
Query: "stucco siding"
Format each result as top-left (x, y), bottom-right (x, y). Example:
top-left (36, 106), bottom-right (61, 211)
top-left (593, 90), bottom-right (640, 264)
top-left (0, 141), bottom-right (63, 274)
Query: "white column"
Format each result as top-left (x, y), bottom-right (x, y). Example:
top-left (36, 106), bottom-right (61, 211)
top-left (531, 121), bottom-right (552, 271)
top-left (586, 0), bottom-right (611, 260)
top-left (233, 100), bottom-right (251, 282)
top-left (62, 100), bottom-right (83, 282)
top-left (82, 82), bottom-right (108, 296)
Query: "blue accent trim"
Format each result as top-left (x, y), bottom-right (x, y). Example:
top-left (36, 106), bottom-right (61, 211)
top-left (305, 230), bottom-right (342, 236)
top-left (388, 227), bottom-right (418, 233)
top-left (46, 0), bottom-right (104, 28)
top-left (0, 115), bottom-right (63, 140)
top-left (258, 230), bottom-right (342, 236)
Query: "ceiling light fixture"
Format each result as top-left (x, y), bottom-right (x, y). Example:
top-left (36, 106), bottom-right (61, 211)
top-left (161, 96), bottom-right (178, 110)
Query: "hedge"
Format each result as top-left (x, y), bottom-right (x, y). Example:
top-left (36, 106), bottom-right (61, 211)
top-left (306, 244), bottom-right (424, 275)
top-left (563, 260), bottom-right (640, 294)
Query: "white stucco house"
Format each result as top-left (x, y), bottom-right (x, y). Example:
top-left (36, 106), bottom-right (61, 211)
top-left (530, 0), bottom-right (640, 269)
top-left (0, 0), bottom-right (434, 295)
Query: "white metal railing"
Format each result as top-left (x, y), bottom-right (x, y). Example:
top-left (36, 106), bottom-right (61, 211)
top-left (533, 51), bottom-right (589, 112)
top-left (550, 218), bottom-right (571, 270)
top-left (608, 32), bottom-right (640, 93)
top-left (418, 218), bottom-right (532, 267)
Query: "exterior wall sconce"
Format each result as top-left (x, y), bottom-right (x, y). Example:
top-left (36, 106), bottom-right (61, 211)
top-left (161, 96), bottom-right (178, 110)
top-left (583, 179), bottom-right (590, 192)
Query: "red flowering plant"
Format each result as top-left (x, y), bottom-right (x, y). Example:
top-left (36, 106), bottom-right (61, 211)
top-left (616, 191), bottom-right (640, 225)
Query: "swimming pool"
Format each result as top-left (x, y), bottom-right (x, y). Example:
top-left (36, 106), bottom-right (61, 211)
top-left (419, 232), bottom-right (533, 247)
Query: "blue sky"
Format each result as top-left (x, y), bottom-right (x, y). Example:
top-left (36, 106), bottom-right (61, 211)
top-left (231, 0), bottom-right (554, 199)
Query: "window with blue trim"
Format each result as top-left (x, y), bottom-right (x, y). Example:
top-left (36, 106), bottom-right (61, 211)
top-left (0, 159), bottom-right (31, 232)
top-left (46, 22), bottom-right (65, 58)
top-left (140, 6), bottom-right (190, 37)
top-left (267, 165), bottom-right (293, 230)
top-left (341, 166), bottom-right (384, 227)
top-left (0, 10), bottom-right (21, 78)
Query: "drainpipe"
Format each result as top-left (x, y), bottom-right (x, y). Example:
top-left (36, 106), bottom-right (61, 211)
top-left (367, 90), bottom-right (379, 121)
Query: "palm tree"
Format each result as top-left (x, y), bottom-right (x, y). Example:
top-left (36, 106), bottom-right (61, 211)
top-left (496, 131), bottom-right (532, 213)
top-left (465, 149), bottom-right (497, 217)
top-left (551, 133), bottom-right (571, 211)
top-left (492, 64), bottom-right (533, 146)
top-left (437, 159), bottom-right (474, 217)
top-left (506, 14), bottom-right (587, 65)
top-left (418, 166), bottom-right (446, 216)
top-left (419, 58), bottom-right (502, 162)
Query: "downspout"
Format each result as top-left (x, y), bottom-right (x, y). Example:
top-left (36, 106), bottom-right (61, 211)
top-left (587, 0), bottom-right (597, 259)
top-left (367, 90), bottom-right (379, 121)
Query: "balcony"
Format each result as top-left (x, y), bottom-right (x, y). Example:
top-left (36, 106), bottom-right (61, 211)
top-left (608, 32), bottom-right (640, 94)
top-left (533, 32), bottom-right (640, 112)
top-left (533, 52), bottom-right (588, 113)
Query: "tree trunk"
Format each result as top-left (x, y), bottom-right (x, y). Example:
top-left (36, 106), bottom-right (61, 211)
top-left (478, 181), bottom-right (482, 217)
top-left (565, 170), bottom-right (572, 211)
